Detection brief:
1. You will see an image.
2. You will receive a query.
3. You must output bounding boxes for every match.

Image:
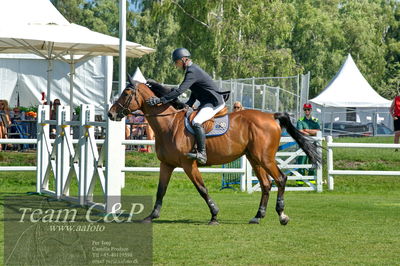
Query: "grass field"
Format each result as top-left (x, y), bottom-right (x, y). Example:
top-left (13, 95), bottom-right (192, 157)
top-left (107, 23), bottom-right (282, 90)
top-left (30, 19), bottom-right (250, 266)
top-left (1, 136), bottom-right (400, 265)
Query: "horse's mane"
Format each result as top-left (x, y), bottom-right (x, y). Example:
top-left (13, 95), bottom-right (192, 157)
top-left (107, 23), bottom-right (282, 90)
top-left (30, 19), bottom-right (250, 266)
top-left (145, 79), bottom-right (186, 110)
top-left (145, 79), bottom-right (172, 97)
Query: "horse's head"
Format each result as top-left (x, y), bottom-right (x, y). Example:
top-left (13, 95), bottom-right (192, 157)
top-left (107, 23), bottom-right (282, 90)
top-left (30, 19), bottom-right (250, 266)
top-left (108, 74), bottom-right (148, 121)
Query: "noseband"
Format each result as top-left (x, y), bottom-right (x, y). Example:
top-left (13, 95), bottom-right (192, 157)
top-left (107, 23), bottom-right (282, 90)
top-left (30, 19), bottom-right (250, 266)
top-left (116, 84), bottom-right (140, 117)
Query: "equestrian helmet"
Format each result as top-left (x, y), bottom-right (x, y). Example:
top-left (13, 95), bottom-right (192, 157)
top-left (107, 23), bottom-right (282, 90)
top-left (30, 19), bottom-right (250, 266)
top-left (172, 48), bottom-right (191, 62)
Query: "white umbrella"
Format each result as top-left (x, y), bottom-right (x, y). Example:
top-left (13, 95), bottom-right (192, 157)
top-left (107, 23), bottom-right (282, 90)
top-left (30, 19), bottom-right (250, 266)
top-left (0, 0), bottom-right (154, 108)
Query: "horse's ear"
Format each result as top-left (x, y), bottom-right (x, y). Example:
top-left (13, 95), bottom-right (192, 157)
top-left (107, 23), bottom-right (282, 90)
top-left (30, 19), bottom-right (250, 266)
top-left (127, 73), bottom-right (134, 86)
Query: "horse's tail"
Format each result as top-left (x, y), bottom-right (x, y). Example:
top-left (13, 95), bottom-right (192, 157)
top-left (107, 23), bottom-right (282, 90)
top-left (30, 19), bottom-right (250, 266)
top-left (274, 112), bottom-right (322, 167)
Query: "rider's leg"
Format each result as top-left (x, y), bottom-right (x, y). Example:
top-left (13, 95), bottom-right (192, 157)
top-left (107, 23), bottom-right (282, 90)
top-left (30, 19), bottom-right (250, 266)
top-left (187, 103), bottom-right (225, 164)
top-left (187, 123), bottom-right (207, 164)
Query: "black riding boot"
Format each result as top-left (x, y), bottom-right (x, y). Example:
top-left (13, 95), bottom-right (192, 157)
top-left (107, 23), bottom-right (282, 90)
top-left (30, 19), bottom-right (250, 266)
top-left (186, 123), bottom-right (207, 164)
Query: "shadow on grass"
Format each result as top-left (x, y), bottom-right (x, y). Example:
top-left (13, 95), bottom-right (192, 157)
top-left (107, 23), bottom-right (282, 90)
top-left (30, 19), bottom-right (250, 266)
top-left (152, 219), bottom-right (250, 225)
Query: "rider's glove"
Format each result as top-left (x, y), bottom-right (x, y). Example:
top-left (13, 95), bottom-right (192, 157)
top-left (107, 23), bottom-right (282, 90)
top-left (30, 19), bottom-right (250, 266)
top-left (146, 96), bottom-right (162, 106)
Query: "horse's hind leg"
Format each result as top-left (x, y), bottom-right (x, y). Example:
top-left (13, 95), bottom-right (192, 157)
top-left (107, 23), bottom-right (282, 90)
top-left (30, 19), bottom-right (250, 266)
top-left (182, 160), bottom-right (219, 225)
top-left (246, 156), bottom-right (272, 224)
top-left (261, 159), bottom-right (289, 225)
top-left (143, 161), bottom-right (175, 223)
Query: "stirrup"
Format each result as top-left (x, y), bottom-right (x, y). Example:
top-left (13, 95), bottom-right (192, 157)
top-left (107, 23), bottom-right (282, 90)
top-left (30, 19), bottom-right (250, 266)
top-left (186, 152), bottom-right (207, 165)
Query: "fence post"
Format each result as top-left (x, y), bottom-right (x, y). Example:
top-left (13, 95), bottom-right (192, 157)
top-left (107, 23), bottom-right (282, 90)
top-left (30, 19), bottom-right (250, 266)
top-left (296, 74), bottom-right (300, 119)
top-left (262, 84), bottom-right (266, 112)
top-left (83, 105), bottom-right (95, 202)
top-left (240, 156), bottom-right (246, 192)
top-left (327, 136), bottom-right (334, 190)
top-left (316, 131), bottom-right (323, 192)
top-left (252, 77), bottom-right (255, 109)
top-left (36, 105), bottom-right (50, 193)
top-left (78, 104), bottom-right (87, 205)
top-left (275, 87), bottom-right (280, 112)
top-left (245, 157), bottom-right (253, 193)
top-left (59, 106), bottom-right (71, 197)
top-left (105, 107), bottom-right (124, 213)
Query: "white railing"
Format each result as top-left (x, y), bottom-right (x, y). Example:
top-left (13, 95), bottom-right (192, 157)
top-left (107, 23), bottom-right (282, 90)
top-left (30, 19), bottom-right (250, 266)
top-left (246, 133), bottom-right (323, 193)
top-left (1, 136), bottom-right (323, 193)
top-left (326, 136), bottom-right (400, 190)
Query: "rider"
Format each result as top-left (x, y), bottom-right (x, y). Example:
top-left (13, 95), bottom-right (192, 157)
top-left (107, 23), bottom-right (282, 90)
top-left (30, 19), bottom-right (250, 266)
top-left (146, 48), bottom-right (225, 164)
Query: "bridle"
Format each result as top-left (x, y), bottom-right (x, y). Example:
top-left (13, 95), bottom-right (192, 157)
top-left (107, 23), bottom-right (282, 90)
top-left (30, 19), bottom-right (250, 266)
top-left (116, 83), bottom-right (187, 118)
top-left (116, 84), bottom-right (140, 117)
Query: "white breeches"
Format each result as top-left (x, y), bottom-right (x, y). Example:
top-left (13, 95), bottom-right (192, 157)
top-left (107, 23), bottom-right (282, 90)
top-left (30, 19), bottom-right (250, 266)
top-left (192, 103), bottom-right (226, 125)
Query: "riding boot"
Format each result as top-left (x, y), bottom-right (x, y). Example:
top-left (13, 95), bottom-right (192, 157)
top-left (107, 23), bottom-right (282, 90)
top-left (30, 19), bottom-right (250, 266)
top-left (186, 123), bottom-right (207, 164)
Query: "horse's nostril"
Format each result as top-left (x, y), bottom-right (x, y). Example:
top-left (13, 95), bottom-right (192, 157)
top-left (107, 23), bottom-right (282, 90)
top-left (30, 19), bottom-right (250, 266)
top-left (108, 112), bottom-right (115, 121)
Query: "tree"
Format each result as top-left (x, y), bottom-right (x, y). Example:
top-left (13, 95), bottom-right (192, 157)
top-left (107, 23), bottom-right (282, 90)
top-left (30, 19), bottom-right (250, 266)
top-left (51, 0), bottom-right (400, 98)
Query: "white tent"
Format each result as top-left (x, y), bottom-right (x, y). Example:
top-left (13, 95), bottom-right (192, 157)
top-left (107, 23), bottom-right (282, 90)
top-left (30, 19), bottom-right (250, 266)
top-left (310, 54), bottom-right (391, 108)
top-left (310, 54), bottom-right (392, 130)
top-left (0, 54), bottom-right (112, 114)
top-left (0, 0), bottom-right (154, 110)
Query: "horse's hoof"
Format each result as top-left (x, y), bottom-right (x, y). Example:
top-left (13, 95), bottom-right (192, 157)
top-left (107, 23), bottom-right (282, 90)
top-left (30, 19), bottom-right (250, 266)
top-left (208, 220), bottom-right (219, 226)
top-left (249, 218), bottom-right (260, 224)
top-left (279, 215), bottom-right (290, 225)
top-left (141, 217), bottom-right (153, 224)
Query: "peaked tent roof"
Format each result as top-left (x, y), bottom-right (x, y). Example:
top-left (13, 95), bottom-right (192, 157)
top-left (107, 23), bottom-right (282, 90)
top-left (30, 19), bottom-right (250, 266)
top-left (310, 54), bottom-right (391, 108)
top-left (132, 67), bottom-right (147, 83)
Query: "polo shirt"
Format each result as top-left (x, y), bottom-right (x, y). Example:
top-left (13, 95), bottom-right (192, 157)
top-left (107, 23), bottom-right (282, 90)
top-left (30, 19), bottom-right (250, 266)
top-left (297, 116), bottom-right (320, 130)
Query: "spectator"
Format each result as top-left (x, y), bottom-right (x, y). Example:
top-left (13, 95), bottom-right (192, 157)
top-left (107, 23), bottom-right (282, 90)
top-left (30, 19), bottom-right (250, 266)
top-left (297, 103), bottom-right (320, 136)
top-left (50, 99), bottom-right (61, 138)
top-left (132, 110), bottom-right (145, 139)
top-left (232, 101), bottom-right (244, 112)
top-left (125, 111), bottom-right (148, 151)
top-left (125, 113), bottom-right (134, 140)
top-left (0, 100), bottom-right (11, 151)
top-left (296, 103), bottom-right (320, 186)
top-left (145, 118), bottom-right (155, 152)
top-left (9, 107), bottom-right (28, 150)
top-left (390, 93), bottom-right (400, 151)
top-left (11, 107), bottom-right (25, 121)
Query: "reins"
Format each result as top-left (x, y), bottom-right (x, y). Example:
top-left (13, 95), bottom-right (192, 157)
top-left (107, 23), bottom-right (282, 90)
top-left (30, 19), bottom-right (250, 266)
top-left (137, 108), bottom-right (187, 117)
top-left (117, 83), bottom-right (188, 118)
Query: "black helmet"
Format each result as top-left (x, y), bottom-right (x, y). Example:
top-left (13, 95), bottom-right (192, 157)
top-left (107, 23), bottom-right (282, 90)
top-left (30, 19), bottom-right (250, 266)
top-left (172, 48), bottom-right (191, 62)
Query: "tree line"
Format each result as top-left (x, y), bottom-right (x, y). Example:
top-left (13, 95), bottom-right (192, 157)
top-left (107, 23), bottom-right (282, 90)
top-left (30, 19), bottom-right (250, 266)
top-left (51, 0), bottom-right (400, 98)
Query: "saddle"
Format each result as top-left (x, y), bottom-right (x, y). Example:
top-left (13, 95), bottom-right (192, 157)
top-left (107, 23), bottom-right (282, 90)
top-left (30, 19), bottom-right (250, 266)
top-left (185, 107), bottom-right (230, 136)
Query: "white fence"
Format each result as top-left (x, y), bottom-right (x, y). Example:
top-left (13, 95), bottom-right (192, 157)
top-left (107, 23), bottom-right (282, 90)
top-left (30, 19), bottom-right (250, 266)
top-left (0, 105), bottom-right (323, 214)
top-left (326, 136), bottom-right (400, 190)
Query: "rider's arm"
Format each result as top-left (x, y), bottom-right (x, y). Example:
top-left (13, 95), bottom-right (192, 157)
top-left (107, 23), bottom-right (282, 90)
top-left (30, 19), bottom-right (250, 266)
top-left (185, 91), bottom-right (197, 107)
top-left (161, 69), bottom-right (196, 103)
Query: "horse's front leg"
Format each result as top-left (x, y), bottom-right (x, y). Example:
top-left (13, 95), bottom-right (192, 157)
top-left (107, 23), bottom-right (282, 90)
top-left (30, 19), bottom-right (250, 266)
top-left (182, 160), bottom-right (219, 225)
top-left (143, 161), bottom-right (175, 223)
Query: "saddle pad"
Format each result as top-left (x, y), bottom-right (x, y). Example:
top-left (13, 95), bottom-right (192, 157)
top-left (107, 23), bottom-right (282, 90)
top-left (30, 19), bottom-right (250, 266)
top-left (185, 115), bottom-right (230, 137)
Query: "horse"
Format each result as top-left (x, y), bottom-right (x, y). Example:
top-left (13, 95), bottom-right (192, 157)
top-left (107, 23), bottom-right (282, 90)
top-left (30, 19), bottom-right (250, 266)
top-left (108, 77), bottom-right (321, 225)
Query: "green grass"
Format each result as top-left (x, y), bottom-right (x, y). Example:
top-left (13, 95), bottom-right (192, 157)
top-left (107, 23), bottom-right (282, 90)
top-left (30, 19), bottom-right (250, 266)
top-left (1, 136), bottom-right (400, 265)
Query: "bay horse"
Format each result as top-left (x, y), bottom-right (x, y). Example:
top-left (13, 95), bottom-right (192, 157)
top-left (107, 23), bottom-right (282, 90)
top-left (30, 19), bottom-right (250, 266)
top-left (108, 77), bottom-right (321, 225)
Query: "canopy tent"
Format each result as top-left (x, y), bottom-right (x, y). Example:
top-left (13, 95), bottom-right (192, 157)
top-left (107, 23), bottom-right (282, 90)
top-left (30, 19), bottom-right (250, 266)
top-left (310, 54), bottom-right (391, 108)
top-left (310, 54), bottom-right (392, 130)
top-left (0, 54), bottom-right (112, 114)
top-left (0, 0), bottom-right (154, 111)
top-left (132, 67), bottom-right (147, 84)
